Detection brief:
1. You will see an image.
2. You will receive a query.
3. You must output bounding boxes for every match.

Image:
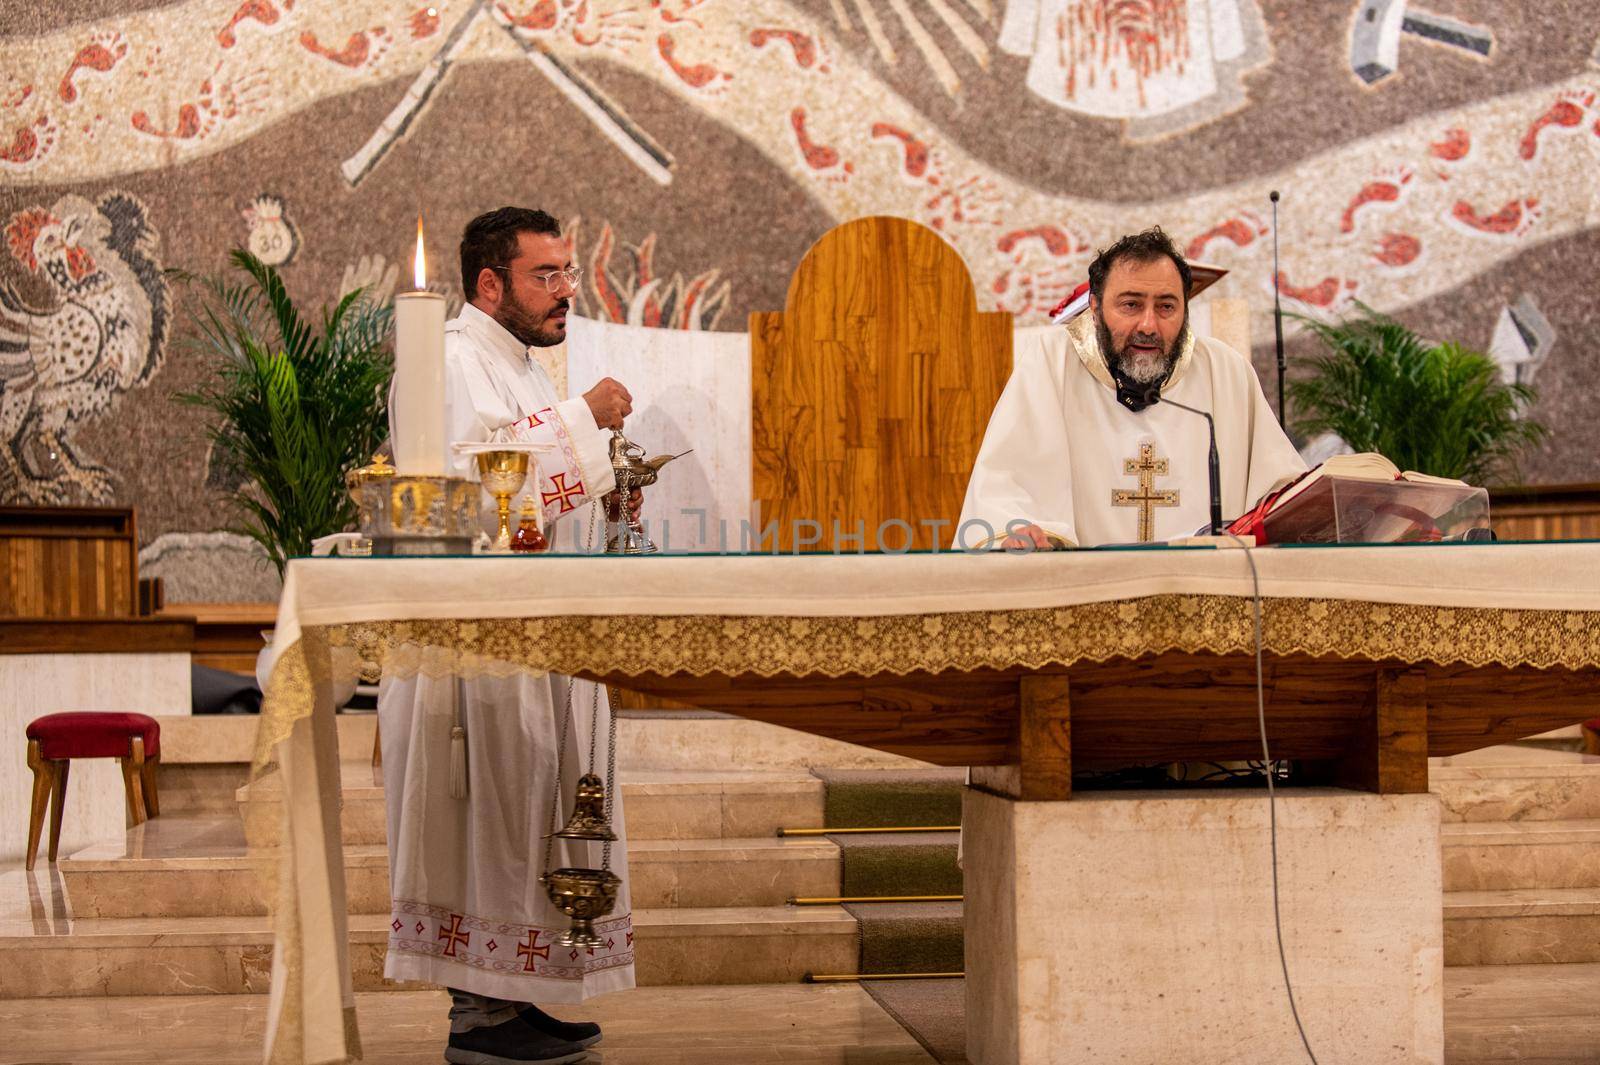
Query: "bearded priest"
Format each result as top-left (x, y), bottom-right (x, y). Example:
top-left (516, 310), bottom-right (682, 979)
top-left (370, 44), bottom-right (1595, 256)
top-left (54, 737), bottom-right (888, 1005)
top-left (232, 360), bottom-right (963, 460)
top-left (959, 227), bottom-right (1306, 549)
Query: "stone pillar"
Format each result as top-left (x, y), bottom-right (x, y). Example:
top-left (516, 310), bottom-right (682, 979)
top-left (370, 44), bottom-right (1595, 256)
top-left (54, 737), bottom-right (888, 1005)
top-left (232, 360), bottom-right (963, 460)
top-left (964, 787), bottom-right (1443, 1065)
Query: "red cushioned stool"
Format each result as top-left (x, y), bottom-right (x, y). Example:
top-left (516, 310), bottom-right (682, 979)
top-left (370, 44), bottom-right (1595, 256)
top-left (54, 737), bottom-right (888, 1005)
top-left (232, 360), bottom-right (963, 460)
top-left (24, 712), bottom-right (161, 870)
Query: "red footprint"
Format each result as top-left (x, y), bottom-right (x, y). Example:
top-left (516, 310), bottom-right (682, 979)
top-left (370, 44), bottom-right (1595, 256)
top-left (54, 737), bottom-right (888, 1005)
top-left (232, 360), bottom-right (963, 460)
top-left (1185, 213), bottom-right (1266, 260)
top-left (750, 28), bottom-right (820, 70)
top-left (59, 35), bottom-right (127, 104)
top-left (1519, 90), bottom-right (1592, 161)
top-left (1372, 232), bottom-right (1421, 267)
top-left (790, 108), bottom-right (839, 170)
top-left (1428, 127), bottom-right (1470, 162)
top-left (1339, 169), bottom-right (1411, 234)
top-left (409, 6), bottom-right (441, 38)
top-left (870, 123), bottom-right (930, 178)
top-left (301, 29), bottom-right (378, 68)
top-left (1451, 197), bottom-right (1540, 236)
top-left (996, 226), bottom-right (1079, 258)
top-left (0, 118), bottom-right (47, 165)
top-left (218, 0), bottom-right (290, 48)
top-left (131, 102), bottom-right (203, 139)
top-left (1275, 272), bottom-right (1357, 309)
top-left (658, 33), bottom-right (726, 89)
top-left (497, 1), bottom-right (558, 32)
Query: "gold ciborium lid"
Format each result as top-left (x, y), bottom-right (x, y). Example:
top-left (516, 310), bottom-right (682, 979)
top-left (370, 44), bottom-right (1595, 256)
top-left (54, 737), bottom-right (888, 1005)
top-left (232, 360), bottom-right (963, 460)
top-left (345, 452), bottom-right (396, 493)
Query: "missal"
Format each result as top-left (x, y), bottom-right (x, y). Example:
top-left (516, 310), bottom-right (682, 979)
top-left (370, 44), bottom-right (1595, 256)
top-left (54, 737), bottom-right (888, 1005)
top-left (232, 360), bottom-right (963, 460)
top-left (1228, 453), bottom-right (1490, 544)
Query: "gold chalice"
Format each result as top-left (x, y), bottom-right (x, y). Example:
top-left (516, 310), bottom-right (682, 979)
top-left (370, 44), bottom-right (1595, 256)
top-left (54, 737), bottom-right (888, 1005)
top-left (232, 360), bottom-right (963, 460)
top-left (475, 450), bottom-right (530, 552)
top-left (542, 867), bottom-right (622, 948)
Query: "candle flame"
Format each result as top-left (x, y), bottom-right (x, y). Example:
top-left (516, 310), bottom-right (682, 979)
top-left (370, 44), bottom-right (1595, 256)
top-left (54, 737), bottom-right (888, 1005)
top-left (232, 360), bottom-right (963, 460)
top-left (413, 215), bottom-right (426, 290)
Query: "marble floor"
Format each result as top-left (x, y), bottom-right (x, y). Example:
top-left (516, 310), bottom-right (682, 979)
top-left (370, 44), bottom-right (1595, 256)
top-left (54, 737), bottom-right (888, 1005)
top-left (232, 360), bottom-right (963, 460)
top-left (0, 985), bottom-right (938, 1064)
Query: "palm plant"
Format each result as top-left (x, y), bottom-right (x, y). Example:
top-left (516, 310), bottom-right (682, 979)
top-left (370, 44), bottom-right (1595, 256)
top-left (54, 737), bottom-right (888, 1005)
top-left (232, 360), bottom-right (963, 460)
top-left (1287, 304), bottom-right (1546, 484)
top-left (176, 250), bottom-right (393, 577)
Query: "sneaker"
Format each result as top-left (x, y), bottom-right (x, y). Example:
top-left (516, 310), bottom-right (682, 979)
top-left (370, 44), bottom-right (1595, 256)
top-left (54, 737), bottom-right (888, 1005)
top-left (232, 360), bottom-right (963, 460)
top-left (517, 1005), bottom-right (602, 1048)
top-left (444, 1015), bottom-right (590, 1065)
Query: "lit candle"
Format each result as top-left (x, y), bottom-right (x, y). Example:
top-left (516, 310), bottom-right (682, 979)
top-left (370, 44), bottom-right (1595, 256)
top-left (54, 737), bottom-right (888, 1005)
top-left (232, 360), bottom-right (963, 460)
top-left (392, 215), bottom-right (447, 476)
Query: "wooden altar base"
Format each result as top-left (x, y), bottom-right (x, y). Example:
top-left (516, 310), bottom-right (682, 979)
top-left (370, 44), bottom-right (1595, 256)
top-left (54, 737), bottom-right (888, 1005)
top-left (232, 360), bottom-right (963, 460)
top-left (592, 652), bottom-right (1596, 1065)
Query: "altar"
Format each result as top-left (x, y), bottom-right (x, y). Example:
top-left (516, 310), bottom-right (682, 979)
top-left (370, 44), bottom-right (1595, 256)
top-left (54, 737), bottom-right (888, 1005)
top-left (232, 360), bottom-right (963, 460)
top-left (255, 541), bottom-right (1600, 1065)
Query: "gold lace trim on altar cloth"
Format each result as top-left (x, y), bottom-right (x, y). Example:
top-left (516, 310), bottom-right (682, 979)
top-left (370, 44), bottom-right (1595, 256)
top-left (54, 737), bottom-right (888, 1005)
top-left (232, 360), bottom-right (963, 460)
top-left (255, 594), bottom-right (1600, 773)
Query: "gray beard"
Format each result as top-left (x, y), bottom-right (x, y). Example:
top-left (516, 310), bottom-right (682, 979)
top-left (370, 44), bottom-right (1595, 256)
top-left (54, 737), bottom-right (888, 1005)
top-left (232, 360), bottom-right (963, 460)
top-left (1096, 313), bottom-right (1189, 385)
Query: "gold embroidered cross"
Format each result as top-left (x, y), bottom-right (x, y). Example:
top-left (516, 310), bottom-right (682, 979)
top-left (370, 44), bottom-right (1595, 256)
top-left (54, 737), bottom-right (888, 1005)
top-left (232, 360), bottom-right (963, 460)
top-left (1112, 442), bottom-right (1179, 542)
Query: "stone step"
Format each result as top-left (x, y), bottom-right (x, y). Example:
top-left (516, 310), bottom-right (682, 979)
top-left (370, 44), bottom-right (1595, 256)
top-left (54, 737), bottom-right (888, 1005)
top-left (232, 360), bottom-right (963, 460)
top-left (61, 818), bottom-right (842, 918)
top-left (1431, 749), bottom-right (1600, 823)
top-left (1, 905), bottom-right (857, 997)
top-left (1442, 819), bottom-right (1600, 892)
top-left (238, 765), bottom-right (825, 846)
top-left (1444, 887), bottom-right (1600, 965)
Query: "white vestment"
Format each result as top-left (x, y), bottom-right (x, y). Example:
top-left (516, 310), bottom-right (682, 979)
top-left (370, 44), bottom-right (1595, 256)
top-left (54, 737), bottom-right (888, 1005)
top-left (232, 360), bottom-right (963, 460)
top-left (380, 302), bottom-right (634, 1002)
top-left (959, 316), bottom-right (1306, 547)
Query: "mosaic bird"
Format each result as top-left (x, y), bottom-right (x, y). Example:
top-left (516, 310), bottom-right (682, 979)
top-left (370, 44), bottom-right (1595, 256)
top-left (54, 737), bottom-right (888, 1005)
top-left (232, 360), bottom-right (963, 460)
top-left (0, 192), bottom-right (168, 502)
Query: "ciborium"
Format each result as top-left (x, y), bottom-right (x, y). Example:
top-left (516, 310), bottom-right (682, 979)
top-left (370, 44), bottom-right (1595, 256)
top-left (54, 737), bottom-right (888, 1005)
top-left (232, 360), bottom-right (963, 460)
top-left (541, 866), bottom-right (622, 948)
top-left (606, 430), bottom-right (690, 554)
top-left (475, 449), bottom-right (529, 552)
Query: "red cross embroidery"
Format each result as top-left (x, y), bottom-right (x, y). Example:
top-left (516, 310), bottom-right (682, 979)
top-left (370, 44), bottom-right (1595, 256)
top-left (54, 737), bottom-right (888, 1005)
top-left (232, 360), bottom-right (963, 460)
top-left (438, 914), bottom-right (470, 958)
top-left (517, 929), bottom-right (550, 972)
top-left (522, 407), bottom-right (550, 429)
top-left (541, 472), bottom-right (585, 514)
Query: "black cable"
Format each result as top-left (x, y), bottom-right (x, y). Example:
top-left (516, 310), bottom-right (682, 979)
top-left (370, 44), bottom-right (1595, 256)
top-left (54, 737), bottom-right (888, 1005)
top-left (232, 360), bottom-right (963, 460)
top-left (1229, 534), bottom-right (1319, 1064)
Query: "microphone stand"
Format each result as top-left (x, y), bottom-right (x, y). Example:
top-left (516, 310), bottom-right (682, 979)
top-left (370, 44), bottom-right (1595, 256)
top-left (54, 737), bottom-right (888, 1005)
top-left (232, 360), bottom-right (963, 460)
top-left (1155, 396), bottom-right (1223, 537)
top-left (1270, 190), bottom-right (1286, 429)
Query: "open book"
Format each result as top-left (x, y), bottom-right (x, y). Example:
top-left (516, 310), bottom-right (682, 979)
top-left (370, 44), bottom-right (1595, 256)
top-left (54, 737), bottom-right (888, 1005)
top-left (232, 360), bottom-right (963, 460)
top-left (1228, 454), bottom-right (1487, 544)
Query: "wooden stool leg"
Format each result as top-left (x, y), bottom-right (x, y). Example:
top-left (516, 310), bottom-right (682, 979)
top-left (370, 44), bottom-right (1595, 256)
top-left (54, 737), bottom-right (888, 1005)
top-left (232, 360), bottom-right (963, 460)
top-left (140, 755), bottom-right (160, 819)
top-left (25, 740), bottom-right (56, 872)
top-left (120, 736), bottom-right (148, 827)
top-left (47, 758), bottom-right (69, 863)
top-left (1583, 724), bottom-right (1600, 757)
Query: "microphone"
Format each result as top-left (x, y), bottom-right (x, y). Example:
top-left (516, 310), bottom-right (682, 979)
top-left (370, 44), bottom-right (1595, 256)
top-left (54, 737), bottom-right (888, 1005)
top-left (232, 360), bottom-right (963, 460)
top-left (1154, 396), bottom-right (1223, 536)
top-left (1270, 190), bottom-right (1286, 430)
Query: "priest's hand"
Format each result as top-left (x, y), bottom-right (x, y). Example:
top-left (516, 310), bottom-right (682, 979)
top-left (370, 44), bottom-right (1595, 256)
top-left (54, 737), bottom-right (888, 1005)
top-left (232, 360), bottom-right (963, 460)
top-left (1001, 523), bottom-right (1057, 551)
top-left (605, 488), bottom-right (643, 522)
top-left (585, 377), bottom-right (633, 429)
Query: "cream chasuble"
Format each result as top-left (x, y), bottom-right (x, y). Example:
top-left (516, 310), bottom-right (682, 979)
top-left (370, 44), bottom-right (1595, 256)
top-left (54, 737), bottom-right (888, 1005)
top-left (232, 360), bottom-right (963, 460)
top-left (379, 302), bottom-right (635, 1002)
top-left (959, 316), bottom-right (1306, 547)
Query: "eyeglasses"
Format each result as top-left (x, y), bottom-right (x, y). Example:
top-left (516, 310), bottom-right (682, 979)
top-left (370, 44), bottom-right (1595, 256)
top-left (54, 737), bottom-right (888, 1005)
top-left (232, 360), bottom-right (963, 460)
top-left (489, 264), bottom-right (583, 294)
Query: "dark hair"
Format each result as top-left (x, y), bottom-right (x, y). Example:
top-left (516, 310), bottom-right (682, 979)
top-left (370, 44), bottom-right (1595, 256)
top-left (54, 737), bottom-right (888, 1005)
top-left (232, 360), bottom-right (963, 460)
top-left (459, 207), bottom-right (562, 300)
top-left (1087, 226), bottom-right (1192, 304)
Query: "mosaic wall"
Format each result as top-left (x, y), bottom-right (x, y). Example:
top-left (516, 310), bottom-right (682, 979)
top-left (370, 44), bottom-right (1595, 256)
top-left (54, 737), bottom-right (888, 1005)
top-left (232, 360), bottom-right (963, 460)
top-left (2, 1), bottom-right (1596, 593)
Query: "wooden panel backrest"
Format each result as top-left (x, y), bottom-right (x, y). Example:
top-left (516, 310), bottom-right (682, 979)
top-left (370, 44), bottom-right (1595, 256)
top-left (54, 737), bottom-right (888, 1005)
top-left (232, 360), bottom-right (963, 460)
top-left (0, 506), bottom-right (138, 618)
top-left (1489, 485), bottom-right (1600, 541)
top-left (750, 216), bottom-right (1012, 552)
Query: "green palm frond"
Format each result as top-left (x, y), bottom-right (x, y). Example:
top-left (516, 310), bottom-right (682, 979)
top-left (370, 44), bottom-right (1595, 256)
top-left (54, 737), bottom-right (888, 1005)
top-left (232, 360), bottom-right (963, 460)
top-left (174, 250), bottom-right (394, 577)
top-left (1287, 303), bottom-right (1546, 485)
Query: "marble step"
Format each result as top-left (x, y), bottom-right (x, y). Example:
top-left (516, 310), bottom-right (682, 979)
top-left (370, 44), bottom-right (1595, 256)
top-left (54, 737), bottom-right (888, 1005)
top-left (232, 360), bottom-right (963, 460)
top-left (238, 765), bottom-right (826, 846)
top-left (60, 819), bottom-right (842, 918)
top-left (1431, 749), bottom-right (1600, 823)
top-left (1442, 819), bottom-right (1600, 892)
top-left (1, 906), bottom-right (858, 997)
top-left (1444, 887), bottom-right (1600, 965)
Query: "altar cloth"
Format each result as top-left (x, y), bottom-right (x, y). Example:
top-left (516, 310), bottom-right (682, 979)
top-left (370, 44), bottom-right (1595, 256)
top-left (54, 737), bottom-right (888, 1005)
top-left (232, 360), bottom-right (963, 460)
top-left (254, 542), bottom-right (1600, 1063)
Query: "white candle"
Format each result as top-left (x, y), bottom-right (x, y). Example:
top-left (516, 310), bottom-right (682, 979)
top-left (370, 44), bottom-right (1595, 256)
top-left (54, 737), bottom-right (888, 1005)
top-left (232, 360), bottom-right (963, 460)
top-left (392, 217), bottom-right (447, 476)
